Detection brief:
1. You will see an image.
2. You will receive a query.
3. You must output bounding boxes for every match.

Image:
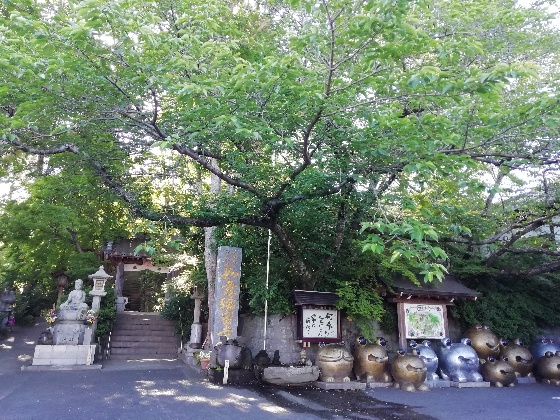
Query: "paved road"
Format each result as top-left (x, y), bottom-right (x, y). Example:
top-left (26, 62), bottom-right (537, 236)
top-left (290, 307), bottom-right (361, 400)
top-left (3, 322), bottom-right (560, 419)
top-left (0, 321), bottom-right (322, 420)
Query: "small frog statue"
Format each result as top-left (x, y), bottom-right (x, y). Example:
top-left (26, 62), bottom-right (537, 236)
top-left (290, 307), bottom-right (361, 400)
top-left (537, 351), bottom-right (560, 386)
top-left (531, 338), bottom-right (560, 364)
top-left (499, 338), bottom-right (534, 378)
top-left (480, 356), bottom-right (516, 387)
top-left (409, 340), bottom-right (439, 381)
top-left (353, 337), bottom-right (392, 383)
top-left (391, 348), bottom-right (429, 392)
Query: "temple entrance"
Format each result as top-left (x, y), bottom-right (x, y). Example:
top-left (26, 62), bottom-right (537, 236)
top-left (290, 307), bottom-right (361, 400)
top-left (121, 271), bottom-right (142, 311)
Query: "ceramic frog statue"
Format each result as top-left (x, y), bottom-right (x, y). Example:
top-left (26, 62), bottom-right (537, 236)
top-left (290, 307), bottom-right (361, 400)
top-left (353, 337), bottom-right (392, 383)
top-left (438, 338), bottom-right (483, 383)
top-left (316, 343), bottom-right (354, 382)
top-left (391, 348), bottom-right (429, 392)
top-left (481, 356), bottom-right (516, 387)
top-left (463, 325), bottom-right (500, 360)
top-left (410, 340), bottom-right (439, 381)
top-left (499, 338), bottom-right (533, 378)
top-left (537, 351), bottom-right (560, 386)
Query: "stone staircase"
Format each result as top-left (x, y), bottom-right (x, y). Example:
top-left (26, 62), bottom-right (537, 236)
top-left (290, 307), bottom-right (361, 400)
top-left (109, 312), bottom-right (179, 360)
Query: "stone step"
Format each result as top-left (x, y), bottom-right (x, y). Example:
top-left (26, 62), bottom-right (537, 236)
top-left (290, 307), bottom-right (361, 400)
top-left (109, 354), bottom-right (179, 361)
top-left (110, 347), bottom-right (178, 357)
top-left (110, 335), bottom-right (176, 343)
top-left (112, 326), bottom-right (176, 335)
top-left (111, 340), bottom-right (178, 349)
top-left (116, 314), bottom-right (174, 323)
top-left (116, 311), bottom-right (166, 317)
top-left (110, 311), bottom-right (178, 361)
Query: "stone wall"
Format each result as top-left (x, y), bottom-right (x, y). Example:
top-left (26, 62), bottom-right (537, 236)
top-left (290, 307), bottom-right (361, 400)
top-left (236, 312), bottom-right (465, 365)
top-left (237, 314), bottom-right (301, 364)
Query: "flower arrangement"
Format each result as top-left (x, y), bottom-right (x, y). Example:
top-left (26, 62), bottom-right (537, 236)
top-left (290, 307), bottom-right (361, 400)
top-left (84, 309), bottom-right (98, 326)
top-left (42, 308), bottom-right (58, 326)
top-left (195, 350), bottom-right (212, 366)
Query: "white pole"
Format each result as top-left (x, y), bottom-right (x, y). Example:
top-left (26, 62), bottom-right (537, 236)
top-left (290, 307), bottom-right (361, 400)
top-left (263, 229), bottom-right (272, 350)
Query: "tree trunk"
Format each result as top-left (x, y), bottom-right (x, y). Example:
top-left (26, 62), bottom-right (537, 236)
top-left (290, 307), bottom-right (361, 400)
top-left (200, 158), bottom-right (221, 349)
top-left (204, 225), bottom-right (217, 349)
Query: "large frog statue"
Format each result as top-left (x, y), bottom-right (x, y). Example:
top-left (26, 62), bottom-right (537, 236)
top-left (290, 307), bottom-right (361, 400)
top-left (316, 343), bottom-right (354, 382)
top-left (353, 337), bottom-right (392, 383)
top-left (463, 325), bottom-right (500, 359)
top-left (391, 348), bottom-right (429, 392)
top-left (499, 338), bottom-right (534, 378)
top-left (537, 351), bottom-right (560, 385)
top-left (531, 338), bottom-right (560, 364)
top-left (437, 338), bottom-right (483, 383)
top-left (410, 340), bottom-right (439, 381)
top-left (480, 356), bottom-right (516, 387)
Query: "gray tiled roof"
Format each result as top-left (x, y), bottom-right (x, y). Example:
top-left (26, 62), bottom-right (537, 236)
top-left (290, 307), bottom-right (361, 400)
top-left (382, 274), bottom-right (481, 299)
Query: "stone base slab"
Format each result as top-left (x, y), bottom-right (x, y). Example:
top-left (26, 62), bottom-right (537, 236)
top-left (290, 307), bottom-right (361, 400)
top-left (31, 344), bottom-right (97, 366)
top-left (450, 381), bottom-right (490, 388)
top-left (366, 381), bottom-right (394, 389)
top-left (516, 377), bottom-right (537, 385)
top-left (313, 381), bottom-right (367, 390)
top-left (262, 365), bottom-right (320, 385)
top-left (425, 380), bottom-right (451, 388)
top-left (23, 364), bottom-right (102, 371)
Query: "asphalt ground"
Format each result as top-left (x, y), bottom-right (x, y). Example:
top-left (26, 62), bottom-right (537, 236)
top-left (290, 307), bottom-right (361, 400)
top-left (2, 321), bottom-right (560, 419)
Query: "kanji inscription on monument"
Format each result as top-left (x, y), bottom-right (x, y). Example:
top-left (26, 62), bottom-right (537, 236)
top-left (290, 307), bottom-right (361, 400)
top-left (213, 246), bottom-right (242, 340)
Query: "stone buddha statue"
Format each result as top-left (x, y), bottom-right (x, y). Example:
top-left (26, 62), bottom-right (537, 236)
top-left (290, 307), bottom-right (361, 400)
top-left (58, 279), bottom-right (88, 321)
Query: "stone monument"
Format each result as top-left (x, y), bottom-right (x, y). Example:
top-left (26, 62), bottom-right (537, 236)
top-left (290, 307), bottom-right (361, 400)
top-left (212, 246), bottom-right (242, 343)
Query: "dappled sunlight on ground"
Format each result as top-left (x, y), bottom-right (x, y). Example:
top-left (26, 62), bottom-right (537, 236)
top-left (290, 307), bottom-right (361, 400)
top-left (258, 402), bottom-right (289, 414)
top-left (174, 394), bottom-right (251, 410)
top-left (102, 393), bottom-right (127, 404)
top-left (175, 379), bottom-right (192, 386)
top-left (135, 380), bottom-right (179, 397)
top-left (17, 354), bottom-right (32, 362)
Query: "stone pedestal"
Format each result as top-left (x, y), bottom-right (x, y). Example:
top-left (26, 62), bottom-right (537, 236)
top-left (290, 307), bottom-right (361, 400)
top-left (425, 379), bottom-right (451, 388)
top-left (53, 321), bottom-right (86, 345)
top-left (31, 344), bottom-right (97, 366)
top-left (189, 322), bottom-right (203, 349)
top-left (115, 296), bottom-right (129, 313)
top-left (366, 381), bottom-right (394, 389)
top-left (450, 381), bottom-right (491, 388)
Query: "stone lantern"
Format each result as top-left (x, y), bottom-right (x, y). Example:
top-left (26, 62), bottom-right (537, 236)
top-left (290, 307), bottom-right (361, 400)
top-left (188, 286), bottom-right (204, 349)
top-left (55, 272), bottom-right (69, 306)
top-left (88, 266), bottom-right (112, 312)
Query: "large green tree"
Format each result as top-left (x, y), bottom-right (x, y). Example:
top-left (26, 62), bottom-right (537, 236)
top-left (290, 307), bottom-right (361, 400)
top-left (1, 0), bottom-right (560, 295)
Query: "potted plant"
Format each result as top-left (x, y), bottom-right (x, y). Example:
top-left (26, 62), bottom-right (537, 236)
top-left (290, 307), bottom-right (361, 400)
top-left (196, 350), bottom-right (212, 370)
